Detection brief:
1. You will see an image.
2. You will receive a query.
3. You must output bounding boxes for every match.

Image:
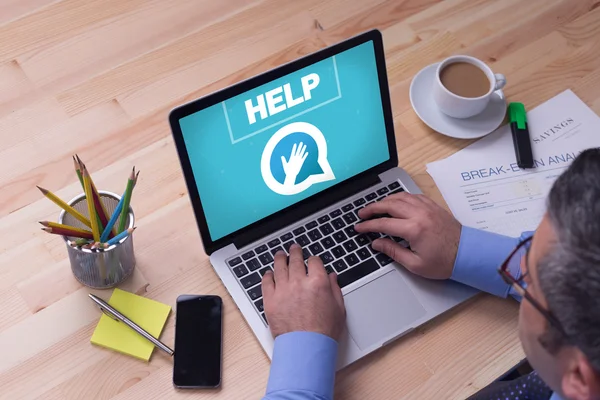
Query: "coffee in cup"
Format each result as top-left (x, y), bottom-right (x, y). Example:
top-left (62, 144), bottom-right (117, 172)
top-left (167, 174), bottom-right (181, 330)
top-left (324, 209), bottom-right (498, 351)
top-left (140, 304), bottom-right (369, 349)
top-left (440, 62), bottom-right (490, 98)
top-left (433, 55), bottom-right (506, 119)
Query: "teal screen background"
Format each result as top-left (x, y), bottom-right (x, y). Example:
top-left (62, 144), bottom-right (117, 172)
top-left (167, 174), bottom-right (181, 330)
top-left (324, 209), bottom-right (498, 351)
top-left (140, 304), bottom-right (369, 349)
top-left (179, 41), bottom-right (390, 241)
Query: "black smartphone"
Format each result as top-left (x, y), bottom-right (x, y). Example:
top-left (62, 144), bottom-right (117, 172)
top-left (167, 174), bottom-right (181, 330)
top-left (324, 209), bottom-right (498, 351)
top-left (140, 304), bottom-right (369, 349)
top-left (173, 295), bottom-right (223, 389)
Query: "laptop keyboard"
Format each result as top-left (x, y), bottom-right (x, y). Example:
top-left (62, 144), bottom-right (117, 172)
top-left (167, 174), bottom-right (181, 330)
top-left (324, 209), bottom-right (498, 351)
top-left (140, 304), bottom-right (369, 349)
top-left (227, 181), bottom-right (408, 325)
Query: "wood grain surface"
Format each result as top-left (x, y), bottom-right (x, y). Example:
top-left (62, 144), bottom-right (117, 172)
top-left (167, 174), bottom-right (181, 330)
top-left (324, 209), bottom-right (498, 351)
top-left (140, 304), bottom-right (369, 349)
top-left (2, 0), bottom-right (600, 398)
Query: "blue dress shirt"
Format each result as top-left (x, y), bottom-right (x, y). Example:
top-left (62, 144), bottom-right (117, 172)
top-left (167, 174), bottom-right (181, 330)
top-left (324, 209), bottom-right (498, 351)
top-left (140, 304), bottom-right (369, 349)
top-left (262, 226), bottom-right (563, 400)
top-left (264, 332), bottom-right (338, 399)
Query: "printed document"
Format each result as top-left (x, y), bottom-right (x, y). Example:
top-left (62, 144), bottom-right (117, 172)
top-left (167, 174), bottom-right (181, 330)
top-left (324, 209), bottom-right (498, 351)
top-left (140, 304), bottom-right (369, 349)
top-left (427, 90), bottom-right (600, 237)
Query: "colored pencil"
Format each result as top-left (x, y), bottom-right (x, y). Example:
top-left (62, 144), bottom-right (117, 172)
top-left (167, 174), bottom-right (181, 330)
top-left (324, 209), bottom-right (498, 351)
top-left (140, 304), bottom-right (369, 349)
top-left (37, 186), bottom-right (92, 228)
top-left (82, 168), bottom-right (101, 241)
top-left (39, 221), bottom-right (93, 236)
top-left (100, 193), bottom-right (124, 242)
top-left (100, 169), bottom-right (139, 242)
top-left (42, 227), bottom-right (94, 240)
top-left (117, 168), bottom-right (135, 233)
top-left (76, 156), bottom-right (111, 234)
top-left (70, 238), bottom-right (92, 247)
top-left (75, 156), bottom-right (105, 235)
top-left (73, 156), bottom-right (84, 188)
top-left (105, 227), bottom-right (135, 246)
top-left (90, 183), bottom-right (108, 230)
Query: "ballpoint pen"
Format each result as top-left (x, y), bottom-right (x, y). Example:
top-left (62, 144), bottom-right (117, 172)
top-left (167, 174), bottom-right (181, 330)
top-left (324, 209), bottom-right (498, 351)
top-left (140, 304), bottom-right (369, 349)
top-left (88, 293), bottom-right (174, 356)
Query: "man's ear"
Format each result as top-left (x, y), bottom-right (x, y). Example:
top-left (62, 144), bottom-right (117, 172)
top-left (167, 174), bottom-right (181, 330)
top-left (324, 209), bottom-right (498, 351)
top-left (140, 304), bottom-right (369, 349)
top-left (561, 350), bottom-right (600, 400)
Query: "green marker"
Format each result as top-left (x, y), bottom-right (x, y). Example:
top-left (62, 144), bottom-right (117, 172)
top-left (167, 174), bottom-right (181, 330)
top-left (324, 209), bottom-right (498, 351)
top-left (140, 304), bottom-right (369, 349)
top-left (508, 102), bottom-right (534, 169)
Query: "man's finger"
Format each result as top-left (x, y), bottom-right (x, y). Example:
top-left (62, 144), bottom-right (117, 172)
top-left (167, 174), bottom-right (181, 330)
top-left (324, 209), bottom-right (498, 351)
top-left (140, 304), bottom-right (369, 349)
top-left (288, 244), bottom-right (305, 280)
top-left (372, 238), bottom-right (420, 271)
top-left (273, 250), bottom-right (289, 283)
top-left (328, 273), bottom-right (345, 312)
top-left (355, 217), bottom-right (413, 239)
top-left (262, 270), bottom-right (275, 299)
top-left (306, 256), bottom-right (327, 280)
top-left (358, 200), bottom-right (416, 220)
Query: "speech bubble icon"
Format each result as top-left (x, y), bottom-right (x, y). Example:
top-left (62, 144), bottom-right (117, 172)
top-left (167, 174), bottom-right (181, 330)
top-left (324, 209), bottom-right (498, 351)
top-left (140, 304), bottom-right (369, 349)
top-left (261, 122), bottom-right (335, 195)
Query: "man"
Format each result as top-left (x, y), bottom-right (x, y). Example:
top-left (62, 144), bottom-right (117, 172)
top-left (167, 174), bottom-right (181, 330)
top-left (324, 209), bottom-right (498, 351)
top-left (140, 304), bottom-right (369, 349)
top-left (261, 148), bottom-right (600, 400)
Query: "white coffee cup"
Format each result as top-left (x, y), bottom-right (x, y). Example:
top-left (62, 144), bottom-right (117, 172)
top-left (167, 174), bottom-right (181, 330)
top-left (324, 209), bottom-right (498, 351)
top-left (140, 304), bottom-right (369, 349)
top-left (433, 55), bottom-right (506, 119)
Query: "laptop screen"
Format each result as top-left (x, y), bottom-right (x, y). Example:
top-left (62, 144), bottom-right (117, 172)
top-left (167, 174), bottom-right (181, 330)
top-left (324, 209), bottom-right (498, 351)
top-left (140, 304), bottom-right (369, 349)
top-left (178, 40), bottom-right (390, 241)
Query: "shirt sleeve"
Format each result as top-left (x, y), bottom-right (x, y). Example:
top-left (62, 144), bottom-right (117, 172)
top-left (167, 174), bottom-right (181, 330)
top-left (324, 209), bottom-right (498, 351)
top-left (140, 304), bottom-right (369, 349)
top-left (263, 331), bottom-right (338, 400)
top-left (451, 226), bottom-right (532, 300)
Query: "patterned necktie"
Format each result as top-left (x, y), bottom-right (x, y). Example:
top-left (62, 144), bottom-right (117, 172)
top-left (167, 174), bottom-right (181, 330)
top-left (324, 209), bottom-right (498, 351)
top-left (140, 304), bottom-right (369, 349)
top-left (467, 371), bottom-right (553, 400)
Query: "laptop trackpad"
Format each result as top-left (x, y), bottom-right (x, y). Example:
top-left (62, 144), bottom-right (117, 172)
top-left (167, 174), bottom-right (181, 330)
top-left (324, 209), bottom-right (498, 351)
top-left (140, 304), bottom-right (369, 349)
top-left (344, 270), bottom-right (427, 350)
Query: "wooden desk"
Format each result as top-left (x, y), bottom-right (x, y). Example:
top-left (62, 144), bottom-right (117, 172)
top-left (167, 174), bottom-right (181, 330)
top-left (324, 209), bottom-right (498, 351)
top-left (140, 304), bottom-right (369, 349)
top-left (1, 0), bottom-right (599, 398)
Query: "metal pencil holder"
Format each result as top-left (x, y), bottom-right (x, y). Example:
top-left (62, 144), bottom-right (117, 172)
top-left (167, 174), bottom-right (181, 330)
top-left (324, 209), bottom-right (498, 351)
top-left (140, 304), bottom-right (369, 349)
top-left (58, 191), bottom-right (135, 289)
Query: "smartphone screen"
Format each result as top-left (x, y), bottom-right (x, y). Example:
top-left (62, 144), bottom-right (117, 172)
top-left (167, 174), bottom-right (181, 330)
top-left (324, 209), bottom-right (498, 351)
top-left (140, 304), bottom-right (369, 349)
top-left (173, 295), bottom-right (222, 388)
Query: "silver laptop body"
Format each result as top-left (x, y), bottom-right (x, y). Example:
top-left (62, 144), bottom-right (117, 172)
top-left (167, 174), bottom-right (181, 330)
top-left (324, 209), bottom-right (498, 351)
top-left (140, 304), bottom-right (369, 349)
top-left (169, 30), bottom-right (477, 370)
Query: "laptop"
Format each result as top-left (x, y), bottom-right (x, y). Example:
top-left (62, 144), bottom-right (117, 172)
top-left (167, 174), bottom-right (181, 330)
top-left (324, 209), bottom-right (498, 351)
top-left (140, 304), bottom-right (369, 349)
top-left (169, 30), bottom-right (477, 369)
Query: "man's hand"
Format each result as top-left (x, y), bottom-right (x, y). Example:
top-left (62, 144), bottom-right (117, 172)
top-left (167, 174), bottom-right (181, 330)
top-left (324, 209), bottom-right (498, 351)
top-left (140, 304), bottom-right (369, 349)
top-left (355, 192), bottom-right (461, 280)
top-left (281, 142), bottom-right (308, 187)
top-left (262, 244), bottom-right (346, 341)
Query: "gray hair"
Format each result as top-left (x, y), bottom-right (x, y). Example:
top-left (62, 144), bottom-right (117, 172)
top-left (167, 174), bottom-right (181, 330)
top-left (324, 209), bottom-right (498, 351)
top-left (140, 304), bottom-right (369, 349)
top-left (539, 148), bottom-right (600, 372)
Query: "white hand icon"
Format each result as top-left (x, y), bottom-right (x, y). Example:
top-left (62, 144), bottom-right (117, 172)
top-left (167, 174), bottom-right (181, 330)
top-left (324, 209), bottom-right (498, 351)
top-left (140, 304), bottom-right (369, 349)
top-left (281, 142), bottom-right (309, 187)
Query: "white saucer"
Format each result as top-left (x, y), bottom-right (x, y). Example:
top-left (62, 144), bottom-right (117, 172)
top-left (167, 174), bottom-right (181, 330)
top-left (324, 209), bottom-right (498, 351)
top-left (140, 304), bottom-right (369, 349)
top-left (409, 63), bottom-right (507, 139)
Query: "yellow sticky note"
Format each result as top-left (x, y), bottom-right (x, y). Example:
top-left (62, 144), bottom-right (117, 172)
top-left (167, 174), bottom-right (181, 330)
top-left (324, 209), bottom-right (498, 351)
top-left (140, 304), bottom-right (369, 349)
top-left (90, 288), bottom-right (171, 361)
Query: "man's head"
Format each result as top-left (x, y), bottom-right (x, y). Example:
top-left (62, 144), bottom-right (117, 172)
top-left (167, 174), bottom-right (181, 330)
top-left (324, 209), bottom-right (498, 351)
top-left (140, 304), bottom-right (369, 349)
top-left (519, 148), bottom-right (600, 400)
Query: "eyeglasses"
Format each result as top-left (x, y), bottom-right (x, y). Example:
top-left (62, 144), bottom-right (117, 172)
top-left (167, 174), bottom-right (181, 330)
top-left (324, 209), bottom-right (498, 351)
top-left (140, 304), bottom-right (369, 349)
top-left (497, 236), bottom-right (568, 337)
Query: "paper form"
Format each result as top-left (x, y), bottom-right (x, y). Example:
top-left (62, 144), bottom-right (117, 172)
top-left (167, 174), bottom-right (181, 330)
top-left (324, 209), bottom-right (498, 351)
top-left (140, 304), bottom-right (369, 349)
top-left (427, 90), bottom-right (600, 237)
